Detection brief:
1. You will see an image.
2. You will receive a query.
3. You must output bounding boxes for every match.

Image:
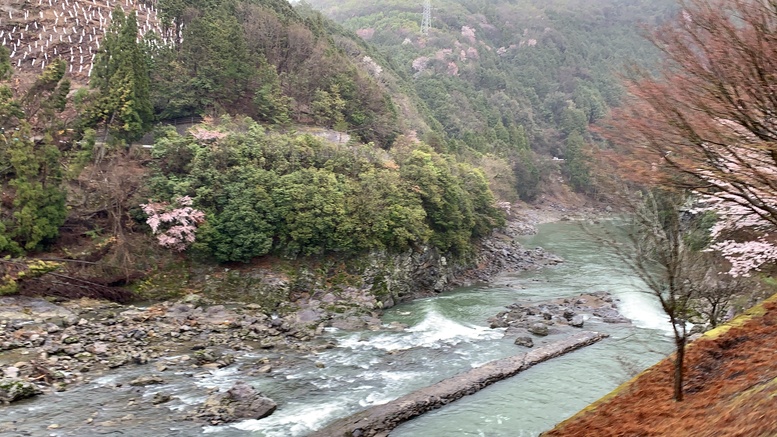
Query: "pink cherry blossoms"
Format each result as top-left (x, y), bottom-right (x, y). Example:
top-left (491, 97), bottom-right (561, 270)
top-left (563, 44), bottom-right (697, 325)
top-left (698, 192), bottom-right (777, 277)
top-left (691, 121), bottom-right (777, 277)
top-left (190, 127), bottom-right (227, 142)
top-left (140, 196), bottom-right (205, 251)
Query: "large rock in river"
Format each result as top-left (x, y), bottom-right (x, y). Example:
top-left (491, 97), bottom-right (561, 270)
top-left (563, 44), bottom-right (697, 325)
top-left (528, 323), bottom-right (549, 336)
top-left (0, 378), bottom-right (42, 404)
top-left (569, 314), bottom-right (585, 328)
top-left (192, 381), bottom-right (276, 424)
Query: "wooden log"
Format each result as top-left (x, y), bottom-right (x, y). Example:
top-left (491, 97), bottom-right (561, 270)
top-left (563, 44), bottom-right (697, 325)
top-left (311, 331), bottom-right (609, 437)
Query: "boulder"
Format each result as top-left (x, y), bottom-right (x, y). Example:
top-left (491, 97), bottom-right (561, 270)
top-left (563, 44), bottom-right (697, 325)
top-left (330, 316), bottom-right (367, 331)
top-left (193, 349), bottom-right (220, 365)
top-left (570, 315), bottom-right (585, 328)
top-left (255, 365), bottom-right (273, 374)
top-left (152, 392), bottom-right (173, 405)
top-left (0, 378), bottom-right (42, 404)
top-left (528, 323), bottom-right (549, 336)
top-left (514, 336), bottom-right (534, 348)
top-left (192, 381), bottom-right (276, 424)
top-left (3, 367), bottom-right (19, 379)
top-left (295, 308), bottom-right (324, 325)
top-left (129, 375), bottom-right (165, 386)
top-left (107, 353), bottom-right (129, 369)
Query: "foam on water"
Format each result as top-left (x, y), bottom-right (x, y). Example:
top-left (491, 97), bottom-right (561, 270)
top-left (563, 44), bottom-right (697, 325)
top-left (167, 393), bottom-right (207, 410)
top-left (406, 309), bottom-right (501, 346)
top-left (350, 368), bottom-right (430, 407)
top-left (231, 400), bottom-right (348, 436)
top-left (335, 309), bottom-right (501, 353)
top-left (616, 290), bottom-right (672, 332)
top-left (359, 390), bottom-right (395, 407)
top-left (92, 374), bottom-right (122, 386)
top-left (192, 365), bottom-right (242, 389)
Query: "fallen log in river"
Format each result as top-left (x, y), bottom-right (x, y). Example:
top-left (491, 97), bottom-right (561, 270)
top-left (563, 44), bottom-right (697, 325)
top-left (311, 330), bottom-right (609, 437)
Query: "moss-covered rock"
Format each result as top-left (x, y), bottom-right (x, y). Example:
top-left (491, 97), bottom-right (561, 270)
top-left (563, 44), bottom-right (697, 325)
top-left (0, 378), bottom-right (42, 404)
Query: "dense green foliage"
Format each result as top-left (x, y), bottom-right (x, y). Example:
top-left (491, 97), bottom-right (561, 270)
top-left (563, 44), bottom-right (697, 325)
top-left (307, 0), bottom-right (678, 193)
top-left (88, 10), bottom-right (154, 143)
top-left (134, 0), bottom-right (402, 147)
top-left (148, 119), bottom-right (504, 262)
top-left (0, 50), bottom-right (68, 255)
top-left (1, 0), bottom-right (680, 268)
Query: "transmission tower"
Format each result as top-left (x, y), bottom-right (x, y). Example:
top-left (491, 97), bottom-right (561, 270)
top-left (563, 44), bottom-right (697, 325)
top-left (421, 0), bottom-right (431, 35)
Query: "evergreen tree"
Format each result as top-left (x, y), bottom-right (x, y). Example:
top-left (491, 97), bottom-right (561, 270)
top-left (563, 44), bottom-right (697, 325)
top-left (254, 58), bottom-right (292, 125)
top-left (311, 85), bottom-right (347, 129)
top-left (3, 126), bottom-right (67, 253)
top-left (0, 51), bottom-right (67, 254)
top-left (0, 46), bottom-right (11, 81)
top-left (90, 9), bottom-right (153, 142)
top-left (563, 131), bottom-right (592, 193)
top-left (0, 47), bottom-right (23, 130)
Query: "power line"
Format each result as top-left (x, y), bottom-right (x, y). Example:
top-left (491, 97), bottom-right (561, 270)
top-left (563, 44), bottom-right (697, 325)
top-left (421, 0), bottom-right (431, 35)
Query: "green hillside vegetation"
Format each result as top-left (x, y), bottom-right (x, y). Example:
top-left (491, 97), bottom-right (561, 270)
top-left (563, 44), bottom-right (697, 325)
top-left (306, 0), bottom-right (678, 198)
top-left (146, 0), bottom-right (404, 146)
top-left (0, 0), bottom-right (506, 296)
top-left (0, 0), bottom-right (680, 300)
top-left (149, 120), bottom-right (503, 262)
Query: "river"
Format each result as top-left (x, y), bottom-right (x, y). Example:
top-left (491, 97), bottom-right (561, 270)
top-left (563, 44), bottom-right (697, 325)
top-left (1, 221), bottom-right (674, 437)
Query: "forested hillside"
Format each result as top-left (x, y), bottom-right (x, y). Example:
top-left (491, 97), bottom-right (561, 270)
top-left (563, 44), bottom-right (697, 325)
top-left (1, 0), bottom-right (687, 304)
top-left (0, 0), bottom-right (506, 300)
top-left (307, 0), bottom-right (678, 198)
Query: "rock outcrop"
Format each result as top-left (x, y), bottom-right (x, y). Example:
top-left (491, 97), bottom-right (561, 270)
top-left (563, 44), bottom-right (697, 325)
top-left (489, 292), bottom-right (628, 340)
top-left (191, 381), bottom-right (277, 425)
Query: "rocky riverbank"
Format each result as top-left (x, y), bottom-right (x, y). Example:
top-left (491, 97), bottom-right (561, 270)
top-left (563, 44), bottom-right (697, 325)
top-left (155, 215), bottom-right (563, 333)
top-left (0, 295), bottom-right (340, 406)
top-left (489, 291), bottom-right (630, 349)
top-left (0, 212), bottom-right (571, 433)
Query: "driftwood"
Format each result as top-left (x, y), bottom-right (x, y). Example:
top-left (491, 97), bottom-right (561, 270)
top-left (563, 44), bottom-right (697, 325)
top-left (19, 272), bottom-right (135, 303)
top-left (311, 331), bottom-right (609, 437)
top-left (1, 258), bottom-right (135, 303)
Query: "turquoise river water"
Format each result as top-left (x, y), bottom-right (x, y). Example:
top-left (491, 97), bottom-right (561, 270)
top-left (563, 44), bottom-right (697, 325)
top-left (1, 222), bottom-right (674, 436)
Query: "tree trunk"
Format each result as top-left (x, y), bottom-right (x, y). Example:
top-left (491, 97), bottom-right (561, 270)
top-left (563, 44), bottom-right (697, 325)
top-left (674, 336), bottom-right (686, 401)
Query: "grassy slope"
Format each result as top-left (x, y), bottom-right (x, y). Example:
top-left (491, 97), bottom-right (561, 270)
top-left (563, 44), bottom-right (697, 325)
top-left (543, 293), bottom-right (777, 436)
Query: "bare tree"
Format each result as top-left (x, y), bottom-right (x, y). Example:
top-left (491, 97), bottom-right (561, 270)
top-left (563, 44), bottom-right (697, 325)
top-left (624, 190), bottom-right (699, 401)
top-left (692, 263), bottom-right (752, 329)
top-left (608, 0), bottom-right (777, 217)
top-left (597, 189), bottom-right (711, 401)
top-left (598, 187), bottom-right (760, 401)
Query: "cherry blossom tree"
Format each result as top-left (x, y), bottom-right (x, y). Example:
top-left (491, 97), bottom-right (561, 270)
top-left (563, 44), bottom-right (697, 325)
top-left (698, 193), bottom-right (777, 277)
top-left (603, 0), bottom-right (777, 276)
top-left (141, 196), bottom-right (205, 251)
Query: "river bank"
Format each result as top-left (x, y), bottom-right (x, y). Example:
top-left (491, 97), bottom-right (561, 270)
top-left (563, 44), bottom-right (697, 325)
top-left (0, 210), bottom-right (572, 412)
top-left (543, 293), bottom-right (777, 437)
top-left (2, 214), bottom-right (646, 437)
top-left (0, 287), bottom-right (628, 436)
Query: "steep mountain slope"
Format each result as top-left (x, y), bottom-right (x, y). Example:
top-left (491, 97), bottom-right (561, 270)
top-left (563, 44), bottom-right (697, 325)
top-left (1, 0), bottom-right (422, 146)
top-left (1, 0), bottom-right (163, 81)
top-left (307, 0), bottom-right (678, 197)
top-left (0, 0), bottom-right (512, 305)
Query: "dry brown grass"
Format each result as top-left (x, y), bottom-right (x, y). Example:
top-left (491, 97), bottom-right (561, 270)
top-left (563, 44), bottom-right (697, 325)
top-left (544, 299), bottom-right (777, 437)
